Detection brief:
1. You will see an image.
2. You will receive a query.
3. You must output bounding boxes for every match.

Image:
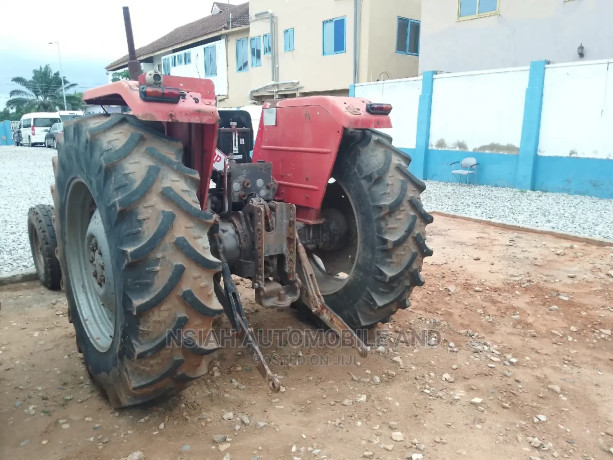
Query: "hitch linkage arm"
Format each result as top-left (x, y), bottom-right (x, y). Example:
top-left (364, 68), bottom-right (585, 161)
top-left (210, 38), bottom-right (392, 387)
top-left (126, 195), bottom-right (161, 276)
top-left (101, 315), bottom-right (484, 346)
top-left (295, 231), bottom-right (370, 358)
top-left (218, 256), bottom-right (282, 392)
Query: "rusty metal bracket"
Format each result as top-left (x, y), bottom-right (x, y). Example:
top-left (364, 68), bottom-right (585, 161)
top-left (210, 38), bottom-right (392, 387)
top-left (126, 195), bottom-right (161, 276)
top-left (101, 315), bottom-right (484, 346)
top-left (252, 200), bottom-right (300, 307)
top-left (295, 232), bottom-right (369, 358)
top-left (219, 257), bottom-right (281, 392)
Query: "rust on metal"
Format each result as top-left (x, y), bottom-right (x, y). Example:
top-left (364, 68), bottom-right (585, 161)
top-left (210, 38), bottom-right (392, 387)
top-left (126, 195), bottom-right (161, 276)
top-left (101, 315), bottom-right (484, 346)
top-left (234, 314), bottom-right (281, 392)
top-left (216, 251), bottom-right (281, 392)
top-left (296, 231), bottom-right (369, 358)
top-left (249, 200), bottom-right (299, 307)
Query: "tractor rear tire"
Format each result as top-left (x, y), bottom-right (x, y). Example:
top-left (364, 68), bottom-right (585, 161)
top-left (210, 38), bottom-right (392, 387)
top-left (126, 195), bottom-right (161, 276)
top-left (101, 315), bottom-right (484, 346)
top-left (28, 204), bottom-right (61, 290)
top-left (52, 114), bottom-right (223, 408)
top-left (303, 130), bottom-right (433, 329)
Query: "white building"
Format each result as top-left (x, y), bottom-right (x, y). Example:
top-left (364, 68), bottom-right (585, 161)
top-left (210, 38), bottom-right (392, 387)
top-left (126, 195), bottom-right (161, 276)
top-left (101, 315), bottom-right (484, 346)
top-left (106, 2), bottom-right (249, 102)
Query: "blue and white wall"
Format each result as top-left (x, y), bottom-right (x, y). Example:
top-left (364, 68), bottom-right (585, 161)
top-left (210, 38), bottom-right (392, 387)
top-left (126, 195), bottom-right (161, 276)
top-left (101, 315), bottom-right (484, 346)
top-left (0, 120), bottom-right (13, 146)
top-left (352, 59), bottom-right (613, 199)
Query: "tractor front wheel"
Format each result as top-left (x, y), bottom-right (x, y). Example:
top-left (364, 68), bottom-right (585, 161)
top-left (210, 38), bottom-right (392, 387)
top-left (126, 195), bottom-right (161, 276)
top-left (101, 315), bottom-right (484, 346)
top-left (28, 204), bottom-right (61, 290)
top-left (303, 130), bottom-right (433, 329)
top-left (53, 114), bottom-right (223, 407)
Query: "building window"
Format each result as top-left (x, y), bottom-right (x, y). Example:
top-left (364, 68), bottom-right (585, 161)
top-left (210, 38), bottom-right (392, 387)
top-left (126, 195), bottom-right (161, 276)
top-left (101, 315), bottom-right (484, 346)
top-left (458, 0), bottom-right (499, 19)
top-left (171, 55), bottom-right (177, 67)
top-left (250, 36), bottom-right (262, 67)
top-left (204, 45), bottom-right (217, 77)
top-left (263, 33), bottom-right (272, 55)
top-left (162, 57), bottom-right (170, 75)
top-left (323, 17), bottom-right (346, 55)
top-left (284, 28), bottom-right (294, 52)
top-left (184, 51), bottom-right (191, 65)
top-left (177, 53), bottom-right (183, 65)
top-left (236, 38), bottom-right (249, 72)
top-left (396, 17), bottom-right (420, 55)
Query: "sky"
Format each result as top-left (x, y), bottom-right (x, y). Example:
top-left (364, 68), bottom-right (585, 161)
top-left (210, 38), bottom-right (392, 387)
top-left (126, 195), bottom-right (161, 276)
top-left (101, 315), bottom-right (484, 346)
top-left (0, 0), bottom-right (243, 109)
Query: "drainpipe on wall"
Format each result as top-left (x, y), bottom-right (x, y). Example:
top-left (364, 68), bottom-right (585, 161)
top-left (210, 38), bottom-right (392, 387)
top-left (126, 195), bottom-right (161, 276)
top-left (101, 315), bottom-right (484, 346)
top-left (254, 11), bottom-right (278, 90)
top-left (219, 34), bottom-right (229, 104)
top-left (353, 0), bottom-right (362, 84)
top-left (270, 13), bottom-right (278, 82)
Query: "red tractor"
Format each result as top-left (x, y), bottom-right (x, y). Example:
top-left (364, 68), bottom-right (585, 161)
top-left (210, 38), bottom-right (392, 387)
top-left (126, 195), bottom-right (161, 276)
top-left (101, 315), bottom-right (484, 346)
top-left (28, 8), bottom-right (432, 407)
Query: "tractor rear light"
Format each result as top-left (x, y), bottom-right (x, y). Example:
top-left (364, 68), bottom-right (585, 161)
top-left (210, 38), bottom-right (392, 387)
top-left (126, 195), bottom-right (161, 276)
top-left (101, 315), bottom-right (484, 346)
top-left (365, 103), bottom-right (393, 115)
top-left (145, 86), bottom-right (163, 98)
top-left (139, 85), bottom-right (182, 103)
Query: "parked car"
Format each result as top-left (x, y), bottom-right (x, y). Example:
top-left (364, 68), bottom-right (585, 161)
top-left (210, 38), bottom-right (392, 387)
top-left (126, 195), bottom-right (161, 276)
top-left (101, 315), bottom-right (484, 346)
top-left (19, 112), bottom-right (61, 146)
top-left (45, 122), bottom-right (63, 149)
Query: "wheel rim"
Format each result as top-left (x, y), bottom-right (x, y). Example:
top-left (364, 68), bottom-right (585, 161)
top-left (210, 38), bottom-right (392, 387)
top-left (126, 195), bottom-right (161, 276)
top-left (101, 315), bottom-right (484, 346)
top-left (65, 181), bottom-right (116, 352)
top-left (309, 179), bottom-right (359, 295)
top-left (30, 226), bottom-right (45, 281)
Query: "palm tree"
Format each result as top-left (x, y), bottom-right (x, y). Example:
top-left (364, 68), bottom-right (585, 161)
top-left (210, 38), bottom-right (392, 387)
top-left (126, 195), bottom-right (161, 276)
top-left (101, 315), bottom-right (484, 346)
top-left (7, 65), bottom-right (78, 112)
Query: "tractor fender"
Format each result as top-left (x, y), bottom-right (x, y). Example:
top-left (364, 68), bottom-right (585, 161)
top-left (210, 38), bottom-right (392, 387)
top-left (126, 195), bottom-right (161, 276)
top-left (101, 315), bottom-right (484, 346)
top-left (252, 97), bottom-right (392, 223)
top-left (82, 75), bottom-right (219, 124)
top-left (83, 75), bottom-right (220, 207)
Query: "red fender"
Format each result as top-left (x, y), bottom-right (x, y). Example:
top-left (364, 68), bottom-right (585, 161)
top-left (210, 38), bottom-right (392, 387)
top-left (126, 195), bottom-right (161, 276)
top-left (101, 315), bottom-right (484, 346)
top-left (82, 75), bottom-right (219, 206)
top-left (82, 75), bottom-right (218, 124)
top-left (252, 96), bottom-right (392, 223)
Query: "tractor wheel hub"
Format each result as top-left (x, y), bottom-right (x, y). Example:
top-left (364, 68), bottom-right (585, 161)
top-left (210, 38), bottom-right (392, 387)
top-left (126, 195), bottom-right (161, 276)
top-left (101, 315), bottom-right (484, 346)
top-left (88, 237), bottom-right (106, 287)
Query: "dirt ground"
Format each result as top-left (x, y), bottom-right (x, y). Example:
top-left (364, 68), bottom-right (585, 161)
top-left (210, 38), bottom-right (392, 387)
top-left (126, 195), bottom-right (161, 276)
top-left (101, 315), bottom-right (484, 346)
top-left (1, 214), bottom-right (612, 460)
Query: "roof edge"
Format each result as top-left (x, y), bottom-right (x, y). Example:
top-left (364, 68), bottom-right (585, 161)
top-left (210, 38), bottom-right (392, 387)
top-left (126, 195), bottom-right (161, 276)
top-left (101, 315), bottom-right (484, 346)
top-left (105, 24), bottom-right (250, 72)
top-left (105, 2), bottom-right (249, 72)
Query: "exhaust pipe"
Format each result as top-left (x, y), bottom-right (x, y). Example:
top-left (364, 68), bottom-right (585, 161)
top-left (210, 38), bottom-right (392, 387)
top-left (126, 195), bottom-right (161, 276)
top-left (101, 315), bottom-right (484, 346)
top-left (123, 7), bottom-right (141, 81)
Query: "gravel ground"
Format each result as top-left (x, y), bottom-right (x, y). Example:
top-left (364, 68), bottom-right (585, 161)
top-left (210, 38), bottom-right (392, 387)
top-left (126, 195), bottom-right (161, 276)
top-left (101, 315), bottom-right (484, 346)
top-left (1, 146), bottom-right (611, 274)
top-left (0, 146), bottom-right (55, 274)
top-left (422, 180), bottom-right (613, 241)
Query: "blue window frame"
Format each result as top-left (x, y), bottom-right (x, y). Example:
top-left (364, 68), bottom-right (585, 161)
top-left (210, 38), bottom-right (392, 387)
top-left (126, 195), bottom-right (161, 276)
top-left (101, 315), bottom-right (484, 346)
top-left (177, 53), bottom-right (183, 65)
top-left (184, 51), bottom-right (191, 65)
top-left (323, 17), bottom-right (346, 55)
top-left (458, 0), bottom-right (498, 18)
top-left (204, 45), bottom-right (217, 77)
top-left (236, 38), bottom-right (249, 72)
top-left (171, 55), bottom-right (177, 67)
top-left (162, 57), bottom-right (170, 75)
top-left (284, 28), bottom-right (294, 52)
top-left (250, 36), bottom-right (262, 67)
top-left (263, 33), bottom-right (271, 55)
top-left (396, 17), bottom-right (420, 55)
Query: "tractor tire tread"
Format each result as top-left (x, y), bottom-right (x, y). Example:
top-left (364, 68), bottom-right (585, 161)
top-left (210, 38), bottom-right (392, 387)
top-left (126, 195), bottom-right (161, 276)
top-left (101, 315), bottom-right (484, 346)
top-left (124, 210), bottom-right (175, 262)
top-left (28, 204), bottom-right (62, 290)
top-left (54, 114), bottom-right (222, 408)
top-left (322, 129), bottom-right (432, 328)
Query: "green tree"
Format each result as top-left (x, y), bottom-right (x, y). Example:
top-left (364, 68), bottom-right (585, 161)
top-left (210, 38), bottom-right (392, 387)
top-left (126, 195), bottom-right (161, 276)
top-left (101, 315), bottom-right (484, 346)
top-left (66, 92), bottom-right (86, 110)
top-left (0, 106), bottom-right (26, 121)
top-left (111, 69), bottom-right (130, 82)
top-left (7, 64), bottom-right (78, 112)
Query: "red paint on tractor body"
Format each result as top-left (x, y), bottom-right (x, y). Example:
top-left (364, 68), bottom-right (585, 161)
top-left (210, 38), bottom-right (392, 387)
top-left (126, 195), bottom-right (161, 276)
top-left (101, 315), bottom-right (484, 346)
top-left (82, 75), bottom-right (219, 206)
top-left (252, 97), bottom-right (392, 223)
top-left (83, 77), bottom-right (392, 219)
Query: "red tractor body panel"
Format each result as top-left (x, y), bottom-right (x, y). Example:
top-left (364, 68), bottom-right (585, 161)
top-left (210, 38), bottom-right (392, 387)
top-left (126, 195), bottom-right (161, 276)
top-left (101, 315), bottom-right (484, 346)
top-left (82, 75), bottom-right (218, 123)
top-left (83, 77), bottom-right (392, 220)
top-left (252, 97), bottom-right (392, 223)
top-left (82, 75), bottom-right (219, 205)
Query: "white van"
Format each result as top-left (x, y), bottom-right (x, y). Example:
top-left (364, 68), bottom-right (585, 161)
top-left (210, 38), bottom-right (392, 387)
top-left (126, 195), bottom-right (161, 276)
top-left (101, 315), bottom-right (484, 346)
top-left (59, 110), bottom-right (84, 122)
top-left (20, 112), bottom-right (62, 146)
